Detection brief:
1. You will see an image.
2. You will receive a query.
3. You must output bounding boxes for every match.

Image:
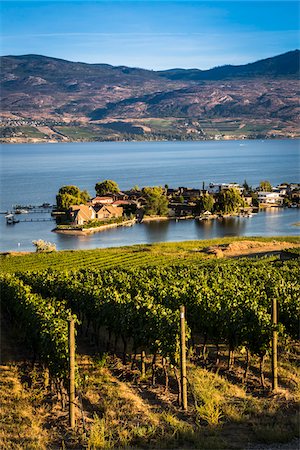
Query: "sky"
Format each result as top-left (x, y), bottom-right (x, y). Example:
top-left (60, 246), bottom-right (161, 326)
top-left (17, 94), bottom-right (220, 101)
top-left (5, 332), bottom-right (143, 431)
top-left (1, 1), bottom-right (299, 70)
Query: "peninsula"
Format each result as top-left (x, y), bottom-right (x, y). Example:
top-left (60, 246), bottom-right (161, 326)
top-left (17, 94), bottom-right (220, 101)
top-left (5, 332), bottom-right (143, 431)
top-left (52, 179), bottom-right (300, 234)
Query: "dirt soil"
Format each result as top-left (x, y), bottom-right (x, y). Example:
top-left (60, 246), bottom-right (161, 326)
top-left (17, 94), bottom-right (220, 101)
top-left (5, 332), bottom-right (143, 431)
top-left (203, 240), bottom-right (300, 258)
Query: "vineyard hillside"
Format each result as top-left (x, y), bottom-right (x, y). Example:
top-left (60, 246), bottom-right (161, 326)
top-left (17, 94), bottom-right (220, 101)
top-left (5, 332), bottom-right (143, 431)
top-left (0, 237), bottom-right (299, 449)
top-left (1, 236), bottom-right (299, 274)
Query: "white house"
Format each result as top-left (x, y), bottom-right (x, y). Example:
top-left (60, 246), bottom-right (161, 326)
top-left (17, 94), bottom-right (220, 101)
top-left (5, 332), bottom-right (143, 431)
top-left (208, 183), bottom-right (243, 194)
top-left (257, 192), bottom-right (284, 206)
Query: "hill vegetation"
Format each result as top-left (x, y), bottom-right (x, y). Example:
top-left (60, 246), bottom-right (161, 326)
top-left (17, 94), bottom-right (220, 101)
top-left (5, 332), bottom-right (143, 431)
top-left (1, 51), bottom-right (299, 142)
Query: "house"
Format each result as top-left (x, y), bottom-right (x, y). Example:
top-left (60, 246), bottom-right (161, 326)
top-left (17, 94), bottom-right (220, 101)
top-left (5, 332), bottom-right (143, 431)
top-left (208, 183), bottom-right (243, 194)
top-left (90, 196), bottom-right (114, 205)
top-left (69, 203), bottom-right (123, 225)
top-left (243, 196), bottom-right (253, 206)
top-left (257, 192), bottom-right (284, 206)
top-left (69, 204), bottom-right (96, 225)
top-left (169, 203), bottom-right (197, 217)
top-left (114, 192), bottom-right (129, 200)
top-left (178, 187), bottom-right (201, 200)
top-left (94, 204), bottom-right (123, 220)
top-left (112, 200), bottom-right (133, 206)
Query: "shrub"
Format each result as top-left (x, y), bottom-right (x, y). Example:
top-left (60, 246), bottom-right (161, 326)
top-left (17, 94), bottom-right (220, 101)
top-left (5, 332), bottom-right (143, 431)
top-left (32, 240), bottom-right (57, 253)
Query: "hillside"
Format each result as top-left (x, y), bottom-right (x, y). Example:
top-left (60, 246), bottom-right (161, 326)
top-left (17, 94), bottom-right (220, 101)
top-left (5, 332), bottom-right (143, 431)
top-left (1, 238), bottom-right (299, 449)
top-left (1, 51), bottom-right (299, 142)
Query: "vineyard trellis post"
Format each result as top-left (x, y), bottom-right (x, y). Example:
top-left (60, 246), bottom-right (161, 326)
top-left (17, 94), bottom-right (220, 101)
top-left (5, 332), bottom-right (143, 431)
top-left (272, 297), bottom-right (278, 391)
top-left (180, 305), bottom-right (188, 411)
top-left (68, 317), bottom-right (76, 428)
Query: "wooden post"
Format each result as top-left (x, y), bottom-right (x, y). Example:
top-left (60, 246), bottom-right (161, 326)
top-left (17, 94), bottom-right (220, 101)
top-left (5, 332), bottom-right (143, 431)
top-left (272, 297), bottom-right (278, 391)
top-left (180, 305), bottom-right (188, 411)
top-left (141, 350), bottom-right (146, 377)
top-left (68, 318), bottom-right (75, 428)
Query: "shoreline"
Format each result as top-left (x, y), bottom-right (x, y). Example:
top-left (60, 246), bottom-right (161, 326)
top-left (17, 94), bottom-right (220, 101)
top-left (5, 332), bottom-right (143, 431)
top-left (53, 218), bottom-right (136, 235)
top-left (1, 236), bottom-right (299, 257)
top-left (1, 136), bottom-right (299, 145)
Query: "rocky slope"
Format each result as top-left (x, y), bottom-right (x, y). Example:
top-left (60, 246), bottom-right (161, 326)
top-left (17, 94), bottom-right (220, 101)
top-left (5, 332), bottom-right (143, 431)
top-left (1, 51), bottom-right (299, 142)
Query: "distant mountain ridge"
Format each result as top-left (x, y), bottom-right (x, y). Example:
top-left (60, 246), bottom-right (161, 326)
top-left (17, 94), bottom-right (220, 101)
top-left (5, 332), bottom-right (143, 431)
top-left (2, 50), bottom-right (299, 82)
top-left (1, 51), bottom-right (299, 143)
top-left (158, 50), bottom-right (300, 80)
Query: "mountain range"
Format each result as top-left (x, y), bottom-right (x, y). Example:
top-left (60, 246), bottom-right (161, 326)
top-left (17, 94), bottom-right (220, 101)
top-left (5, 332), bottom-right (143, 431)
top-left (1, 50), bottom-right (299, 142)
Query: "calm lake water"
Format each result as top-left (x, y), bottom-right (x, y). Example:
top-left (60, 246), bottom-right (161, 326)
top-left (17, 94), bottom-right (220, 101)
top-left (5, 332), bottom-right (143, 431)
top-left (0, 139), bottom-right (299, 252)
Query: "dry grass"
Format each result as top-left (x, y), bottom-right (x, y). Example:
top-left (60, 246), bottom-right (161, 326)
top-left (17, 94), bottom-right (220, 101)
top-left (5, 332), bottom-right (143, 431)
top-left (0, 350), bottom-right (299, 450)
top-left (0, 364), bottom-right (49, 450)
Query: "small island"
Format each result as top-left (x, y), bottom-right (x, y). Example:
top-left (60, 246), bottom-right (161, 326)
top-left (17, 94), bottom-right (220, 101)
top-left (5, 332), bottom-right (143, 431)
top-left (52, 179), bottom-right (300, 235)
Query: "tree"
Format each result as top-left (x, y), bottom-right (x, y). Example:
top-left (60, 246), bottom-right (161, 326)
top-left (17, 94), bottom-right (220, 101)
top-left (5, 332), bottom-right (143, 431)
top-left (131, 185), bottom-right (140, 192)
top-left (56, 185), bottom-right (90, 210)
top-left (243, 180), bottom-right (251, 193)
top-left (95, 180), bottom-right (119, 196)
top-left (142, 186), bottom-right (169, 216)
top-left (259, 180), bottom-right (272, 192)
top-left (199, 194), bottom-right (215, 212)
top-left (216, 188), bottom-right (243, 214)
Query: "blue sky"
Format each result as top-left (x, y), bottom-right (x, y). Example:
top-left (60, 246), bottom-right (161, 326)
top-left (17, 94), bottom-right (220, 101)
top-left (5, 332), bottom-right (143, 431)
top-left (1, 1), bottom-right (299, 69)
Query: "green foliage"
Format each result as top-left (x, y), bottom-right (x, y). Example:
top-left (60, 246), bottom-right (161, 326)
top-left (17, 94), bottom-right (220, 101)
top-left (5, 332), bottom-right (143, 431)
top-left (0, 274), bottom-right (74, 383)
top-left (142, 186), bottom-right (169, 216)
top-left (199, 194), bottom-right (215, 212)
top-left (259, 180), bottom-right (273, 192)
top-left (56, 185), bottom-right (90, 210)
top-left (95, 180), bottom-right (119, 196)
top-left (130, 185), bottom-right (140, 192)
top-left (1, 237), bottom-right (299, 275)
top-left (18, 258), bottom-right (300, 367)
top-left (216, 188), bottom-right (244, 213)
top-left (243, 180), bottom-right (249, 191)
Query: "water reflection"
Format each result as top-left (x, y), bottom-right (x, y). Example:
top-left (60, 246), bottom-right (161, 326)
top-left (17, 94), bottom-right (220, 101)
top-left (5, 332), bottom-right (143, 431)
top-left (1, 208), bottom-right (299, 252)
top-left (216, 217), bottom-right (246, 235)
top-left (143, 220), bottom-right (170, 241)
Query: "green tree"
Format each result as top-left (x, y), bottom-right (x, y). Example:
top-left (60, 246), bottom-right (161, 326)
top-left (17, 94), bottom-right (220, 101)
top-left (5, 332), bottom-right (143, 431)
top-left (131, 185), bottom-right (140, 192)
top-left (142, 186), bottom-right (169, 216)
top-left (259, 180), bottom-right (272, 192)
top-left (95, 180), bottom-right (120, 196)
top-left (199, 194), bottom-right (215, 212)
top-left (243, 179), bottom-right (252, 193)
top-left (56, 185), bottom-right (90, 210)
top-left (216, 188), bottom-right (243, 214)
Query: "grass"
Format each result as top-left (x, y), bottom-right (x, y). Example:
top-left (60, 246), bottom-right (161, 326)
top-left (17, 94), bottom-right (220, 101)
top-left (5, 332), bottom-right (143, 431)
top-left (0, 365), bottom-right (49, 450)
top-left (16, 126), bottom-right (47, 139)
top-left (1, 317), bottom-right (299, 449)
top-left (1, 236), bottom-right (299, 274)
top-left (76, 351), bottom-right (300, 449)
top-left (142, 118), bottom-right (176, 130)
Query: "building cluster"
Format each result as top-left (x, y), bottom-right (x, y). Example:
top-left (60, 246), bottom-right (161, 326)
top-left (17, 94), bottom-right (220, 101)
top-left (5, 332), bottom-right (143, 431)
top-left (68, 182), bottom-right (300, 225)
top-left (256, 183), bottom-right (300, 206)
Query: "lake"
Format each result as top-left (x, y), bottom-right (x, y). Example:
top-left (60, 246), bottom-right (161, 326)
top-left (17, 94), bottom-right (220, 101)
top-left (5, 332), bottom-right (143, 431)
top-left (0, 139), bottom-right (299, 252)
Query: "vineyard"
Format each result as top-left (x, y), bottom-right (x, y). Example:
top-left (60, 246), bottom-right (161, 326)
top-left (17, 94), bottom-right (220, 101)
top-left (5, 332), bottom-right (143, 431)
top-left (1, 236), bottom-right (299, 274)
top-left (0, 238), bottom-right (299, 449)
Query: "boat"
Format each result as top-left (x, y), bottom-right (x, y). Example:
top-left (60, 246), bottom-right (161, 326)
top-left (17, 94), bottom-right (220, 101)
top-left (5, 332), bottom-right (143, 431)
top-left (5, 214), bottom-right (19, 224)
top-left (14, 209), bottom-right (29, 214)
